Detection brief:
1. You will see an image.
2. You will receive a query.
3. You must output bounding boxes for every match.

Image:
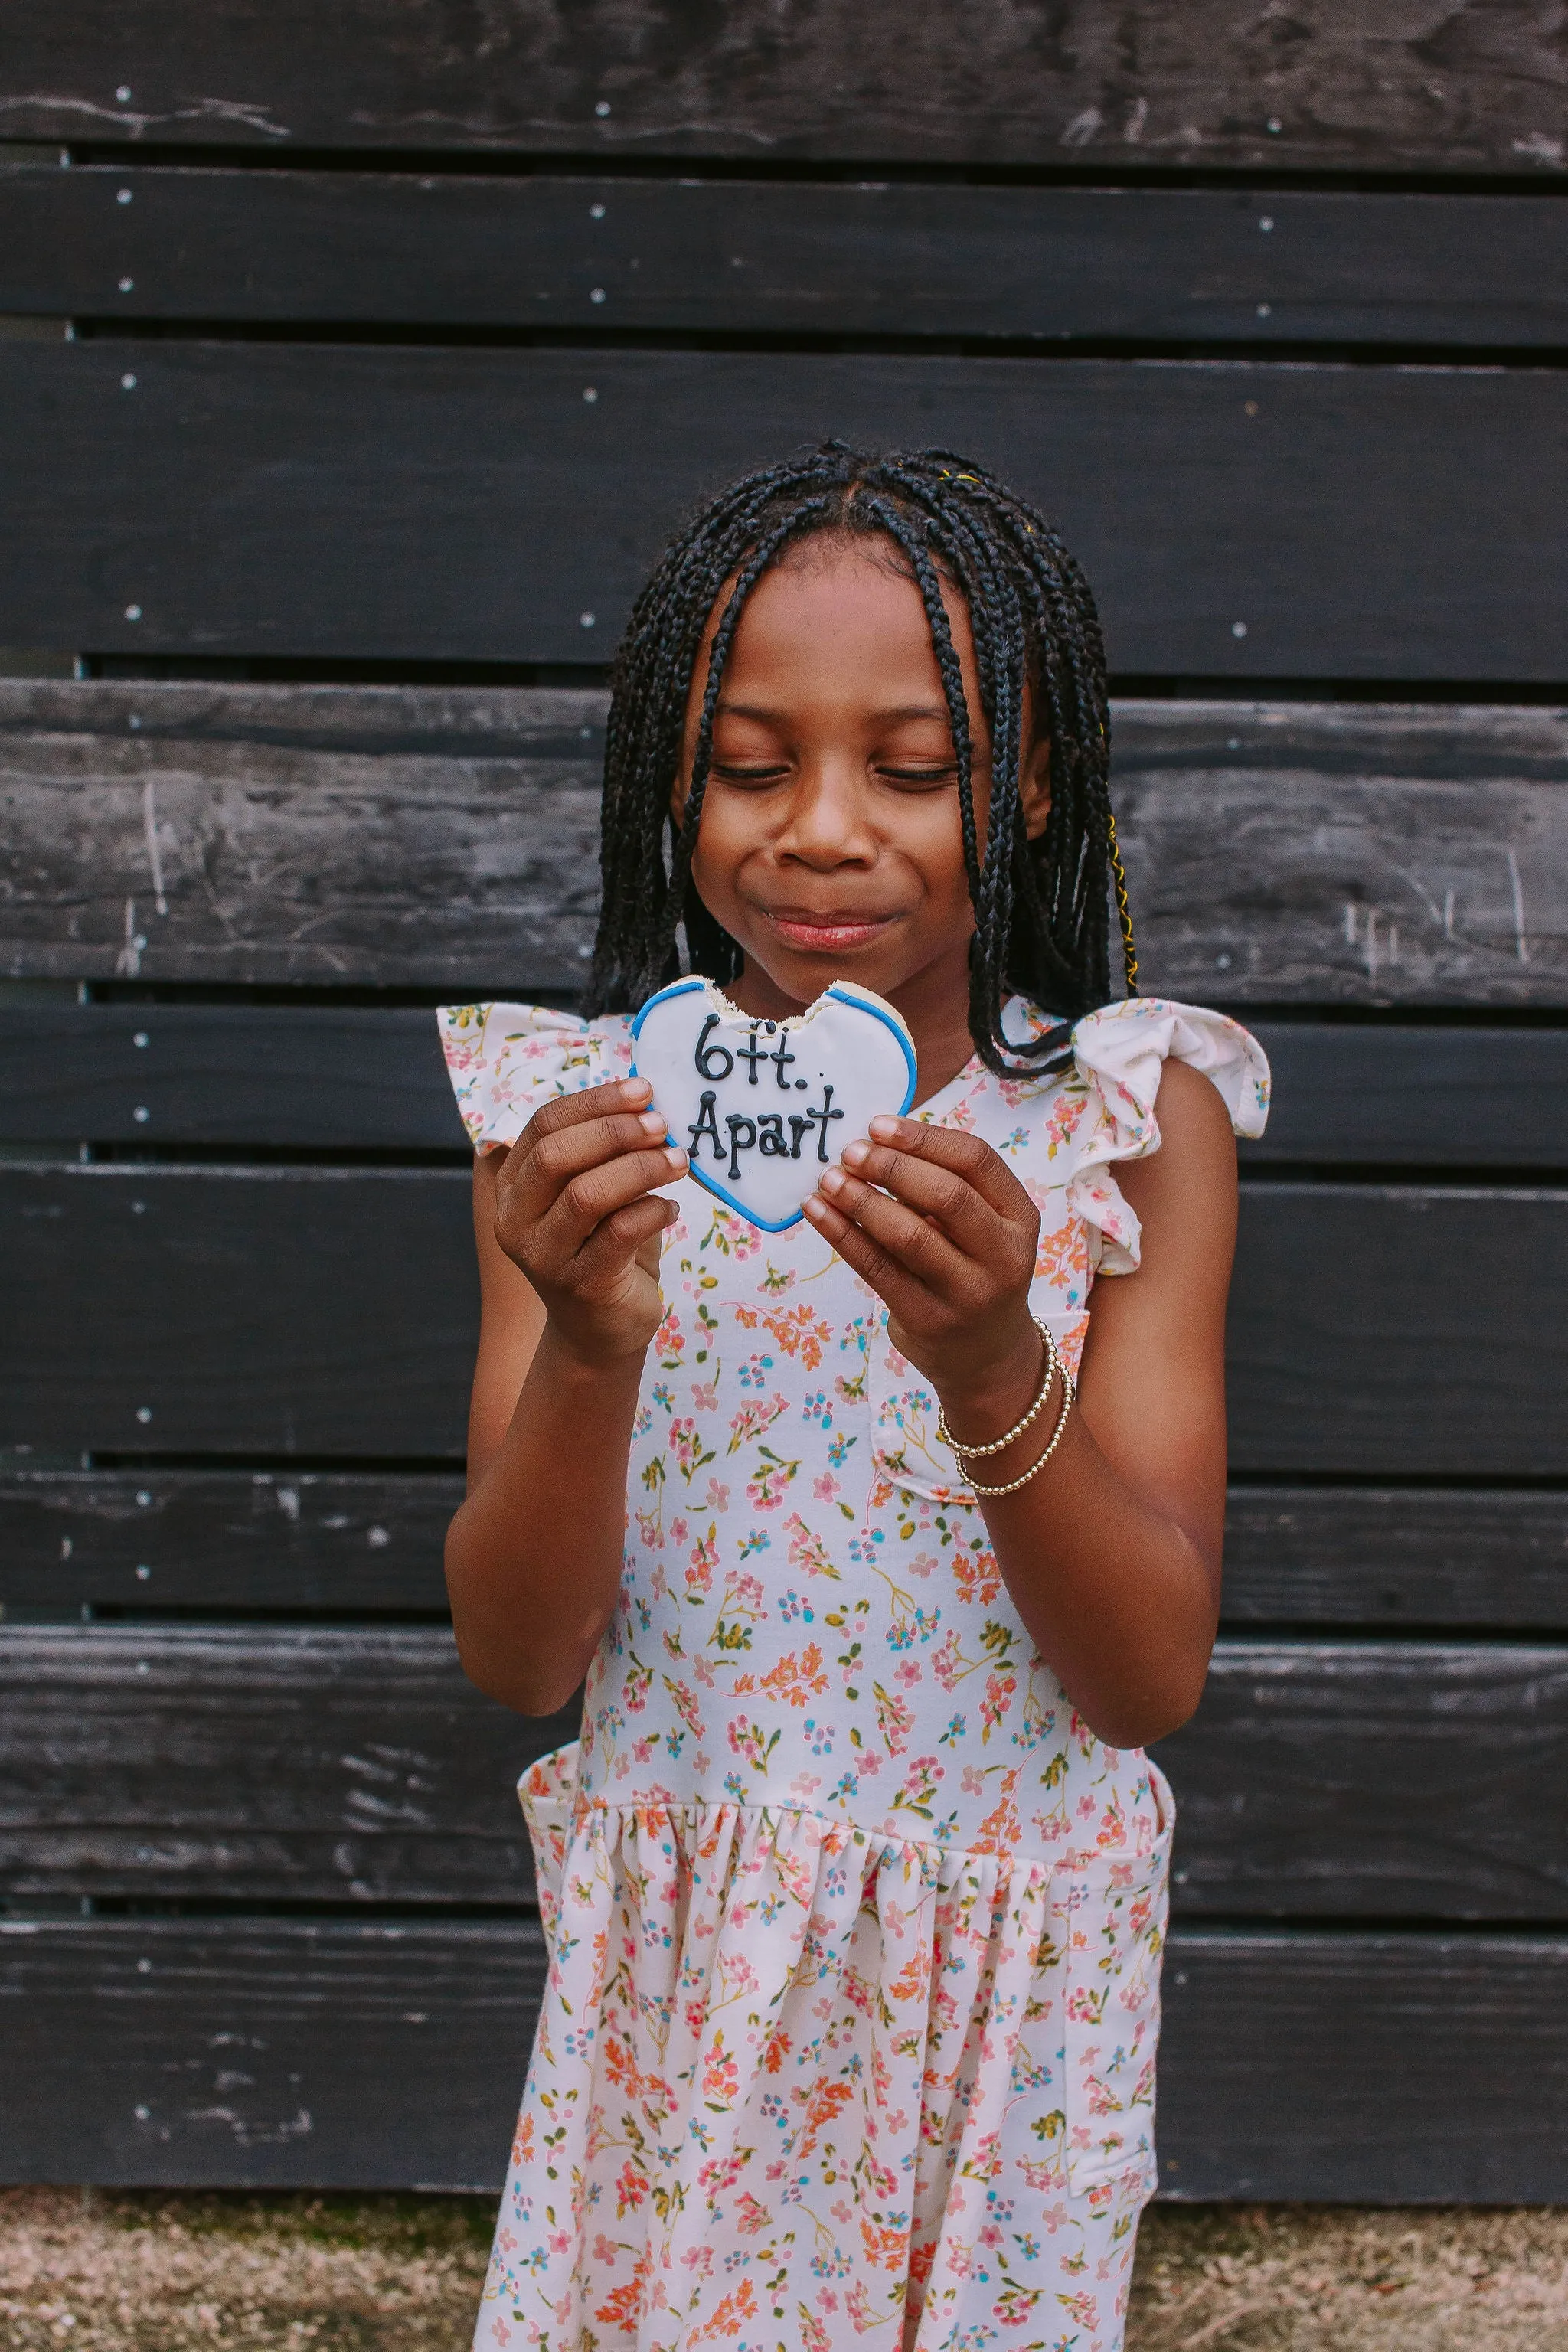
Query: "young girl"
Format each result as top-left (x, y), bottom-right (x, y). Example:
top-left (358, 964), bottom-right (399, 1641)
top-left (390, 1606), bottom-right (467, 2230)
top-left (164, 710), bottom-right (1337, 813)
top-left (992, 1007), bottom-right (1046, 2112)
top-left (439, 446), bottom-right (1269, 2352)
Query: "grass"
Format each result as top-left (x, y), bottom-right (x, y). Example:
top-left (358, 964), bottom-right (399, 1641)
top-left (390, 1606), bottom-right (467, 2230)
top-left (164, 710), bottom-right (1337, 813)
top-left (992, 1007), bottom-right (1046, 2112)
top-left (2, 2189), bottom-right (1566, 2349)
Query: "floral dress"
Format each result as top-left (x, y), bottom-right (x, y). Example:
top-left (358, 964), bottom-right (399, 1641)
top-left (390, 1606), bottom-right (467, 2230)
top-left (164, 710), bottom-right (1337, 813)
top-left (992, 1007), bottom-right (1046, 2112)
top-left (439, 994), bottom-right (1270, 2352)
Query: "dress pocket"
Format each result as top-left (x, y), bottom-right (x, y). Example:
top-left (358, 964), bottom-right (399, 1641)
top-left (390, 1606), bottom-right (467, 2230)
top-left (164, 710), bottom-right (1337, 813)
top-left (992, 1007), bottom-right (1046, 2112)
top-left (1060, 1767), bottom-right (1174, 2197)
top-left (517, 1740), bottom-right (581, 1958)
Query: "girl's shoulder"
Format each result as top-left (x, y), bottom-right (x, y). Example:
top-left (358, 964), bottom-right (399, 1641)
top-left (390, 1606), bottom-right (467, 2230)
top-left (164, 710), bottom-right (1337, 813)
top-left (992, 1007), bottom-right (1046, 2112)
top-left (937, 995), bottom-right (1271, 1276)
top-left (438, 1001), bottom-right (634, 1150)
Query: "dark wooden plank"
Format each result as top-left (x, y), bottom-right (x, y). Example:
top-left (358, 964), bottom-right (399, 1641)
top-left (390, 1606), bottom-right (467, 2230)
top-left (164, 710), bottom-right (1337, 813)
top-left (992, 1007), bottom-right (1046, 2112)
top-left (0, 1469), bottom-right (461, 1611)
top-left (0, 1915), bottom-right (544, 2189)
top-left (7, 1472), bottom-right (1565, 1631)
top-left (1158, 1930), bottom-right (1568, 2202)
top-left (0, 1003), bottom-right (466, 1147)
top-left (7, 1626), bottom-right (1566, 1919)
top-left (9, 165), bottom-right (1568, 346)
top-left (1155, 1640), bottom-right (1568, 1921)
top-left (8, 1001), bottom-right (1568, 1161)
top-left (2, 3), bottom-right (1563, 175)
top-left (1221, 1487), bottom-right (1568, 1632)
top-left (1229, 1183), bottom-right (1568, 1477)
top-left (0, 1625), bottom-right (572, 1905)
top-left (0, 1161), bottom-right (477, 1458)
top-left (3, 1165), bottom-right (1566, 1469)
top-left (5, 1917), bottom-right (1566, 2197)
top-left (0, 679), bottom-right (605, 991)
top-left (5, 685), bottom-right (1568, 1003)
top-left (1243, 1024), bottom-right (1568, 1167)
top-left (3, 342), bottom-right (1566, 678)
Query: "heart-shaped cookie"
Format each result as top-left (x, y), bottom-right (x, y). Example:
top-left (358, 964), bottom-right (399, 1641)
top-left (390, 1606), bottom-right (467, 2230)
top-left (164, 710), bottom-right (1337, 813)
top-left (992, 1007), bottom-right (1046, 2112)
top-left (630, 978), bottom-right (918, 1231)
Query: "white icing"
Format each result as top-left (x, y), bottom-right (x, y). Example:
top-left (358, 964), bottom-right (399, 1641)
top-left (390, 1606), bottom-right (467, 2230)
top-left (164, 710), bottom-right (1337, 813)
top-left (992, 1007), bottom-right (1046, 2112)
top-left (629, 978), bottom-right (918, 1230)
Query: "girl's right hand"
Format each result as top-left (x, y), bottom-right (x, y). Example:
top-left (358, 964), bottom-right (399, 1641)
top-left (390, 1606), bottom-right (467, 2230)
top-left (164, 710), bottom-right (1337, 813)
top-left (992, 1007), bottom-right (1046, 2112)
top-left (491, 1076), bottom-right (687, 1367)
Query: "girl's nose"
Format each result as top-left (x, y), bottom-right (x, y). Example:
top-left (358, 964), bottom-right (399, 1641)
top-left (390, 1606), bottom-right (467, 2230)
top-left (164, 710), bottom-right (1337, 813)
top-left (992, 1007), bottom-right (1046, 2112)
top-left (772, 761), bottom-right (877, 866)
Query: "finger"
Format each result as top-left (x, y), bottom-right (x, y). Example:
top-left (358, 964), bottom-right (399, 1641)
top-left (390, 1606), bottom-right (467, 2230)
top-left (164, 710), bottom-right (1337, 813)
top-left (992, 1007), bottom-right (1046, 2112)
top-left (535, 1142), bottom-right (688, 1263)
top-left (505, 1076), bottom-right (655, 1173)
top-left (861, 1116), bottom-right (1033, 1221)
top-left (508, 1104), bottom-right (671, 1221)
top-left (801, 1189), bottom-right (935, 1319)
top-left (813, 1165), bottom-right (972, 1293)
top-left (572, 1191), bottom-right (678, 1284)
top-left (837, 1135), bottom-right (1018, 1259)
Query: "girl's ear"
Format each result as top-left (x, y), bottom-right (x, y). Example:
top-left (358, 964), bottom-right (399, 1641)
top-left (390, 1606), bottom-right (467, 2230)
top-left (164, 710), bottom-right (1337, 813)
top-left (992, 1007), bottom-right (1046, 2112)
top-left (1020, 733), bottom-right (1054, 840)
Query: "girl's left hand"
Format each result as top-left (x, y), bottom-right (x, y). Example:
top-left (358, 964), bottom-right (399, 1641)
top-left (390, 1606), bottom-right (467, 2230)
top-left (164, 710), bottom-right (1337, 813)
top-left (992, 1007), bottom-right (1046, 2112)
top-left (802, 1115), bottom-right (1044, 1418)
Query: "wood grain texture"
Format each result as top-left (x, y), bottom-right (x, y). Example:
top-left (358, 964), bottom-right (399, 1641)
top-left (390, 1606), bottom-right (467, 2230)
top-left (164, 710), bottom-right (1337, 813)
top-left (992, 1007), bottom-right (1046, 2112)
top-left (4, 341), bottom-right (1566, 677)
top-left (0, 1914), bottom-right (545, 2189)
top-left (3, 1165), bottom-right (1565, 1470)
top-left (6, 1000), bottom-right (1566, 1159)
top-left (1155, 1641), bottom-right (1568, 1920)
top-left (5, 684), bottom-right (1566, 1002)
top-left (0, 680), bottom-right (606, 990)
top-left (0, 1161), bottom-right (478, 1459)
top-left (0, 1002), bottom-right (466, 1147)
top-left (1221, 1487), bottom-right (1568, 1632)
top-left (6, 1472), bottom-right (1565, 1629)
top-left (9, 165), bottom-right (1568, 345)
top-left (0, 1625), bottom-right (571, 1906)
top-left (2, 3), bottom-right (1563, 174)
top-left (1228, 1183), bottom-right (1568, 1476)
top-left (7, 1625), bottom-right (1566, 1920)
top-left (4, 1916), bottom-right (1566, 2197)
top-left (1157, 1930), bottom-right (1568, 2203)
top-left (0, 1470), bottom-right (462, 1612)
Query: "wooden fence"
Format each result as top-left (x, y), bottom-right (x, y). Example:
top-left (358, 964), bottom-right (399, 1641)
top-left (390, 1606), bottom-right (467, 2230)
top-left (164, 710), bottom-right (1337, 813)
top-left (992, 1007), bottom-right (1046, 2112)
top-left (2, 3), bottom-right (1565, 2202)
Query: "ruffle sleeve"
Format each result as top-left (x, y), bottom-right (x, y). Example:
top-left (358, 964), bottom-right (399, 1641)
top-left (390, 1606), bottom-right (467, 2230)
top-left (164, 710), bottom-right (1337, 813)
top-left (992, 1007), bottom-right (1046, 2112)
top-left (1066, 996), bottom-right (1271, 1276)
top-left (436, 1001), bottom-right (635, 1151)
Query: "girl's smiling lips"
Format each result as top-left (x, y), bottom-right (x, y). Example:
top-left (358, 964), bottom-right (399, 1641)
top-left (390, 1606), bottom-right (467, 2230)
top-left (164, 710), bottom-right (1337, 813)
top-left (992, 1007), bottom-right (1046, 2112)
top-left (762, 907), bottom-right (900, 952)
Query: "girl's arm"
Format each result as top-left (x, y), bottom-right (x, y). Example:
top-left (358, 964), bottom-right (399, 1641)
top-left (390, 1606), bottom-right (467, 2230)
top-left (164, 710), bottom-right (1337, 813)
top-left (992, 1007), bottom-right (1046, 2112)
top-left (803, 1058), bottom-right (1236, 1749)
top-left (444, 1076), bottom-right (687, 1715)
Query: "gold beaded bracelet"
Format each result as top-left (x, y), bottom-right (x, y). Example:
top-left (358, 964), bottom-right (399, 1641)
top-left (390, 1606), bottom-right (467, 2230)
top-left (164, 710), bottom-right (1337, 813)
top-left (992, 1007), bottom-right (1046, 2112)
top-left (961, 1370), bottom-right (1075, 1497)
top-left (936, 1316), bottom-right (1060, 1459)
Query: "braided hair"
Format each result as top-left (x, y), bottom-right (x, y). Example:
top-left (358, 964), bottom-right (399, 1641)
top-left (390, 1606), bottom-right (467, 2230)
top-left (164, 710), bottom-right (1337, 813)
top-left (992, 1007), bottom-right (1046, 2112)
top-left (584, 443), bottom-right (1137, 1074)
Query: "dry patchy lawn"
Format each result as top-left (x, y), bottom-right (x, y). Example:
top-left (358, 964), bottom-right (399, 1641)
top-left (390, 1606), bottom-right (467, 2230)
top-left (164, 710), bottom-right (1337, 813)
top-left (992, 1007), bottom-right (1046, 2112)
top-left (2, 2189), bottom-right (1566, 2350)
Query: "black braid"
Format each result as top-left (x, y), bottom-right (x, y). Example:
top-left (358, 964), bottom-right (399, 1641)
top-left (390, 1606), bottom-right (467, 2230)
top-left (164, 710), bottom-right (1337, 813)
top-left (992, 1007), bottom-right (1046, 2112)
top-left (585, 443), bottom-right (1134, 1074)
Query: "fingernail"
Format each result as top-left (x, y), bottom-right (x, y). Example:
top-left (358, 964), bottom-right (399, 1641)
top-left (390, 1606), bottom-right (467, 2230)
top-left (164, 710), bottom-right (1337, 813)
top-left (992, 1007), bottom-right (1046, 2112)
top-left (665, 1146), bottom-right (688, 1171)
top-left (819, 1165), bottom-right (847, 1194)
top-left (841, 1139), bottom-right (870, 1167)
top-left (639, 1109), bottom-right (668, 1133)
top-left (868, 1115), bottom-right (901, 1139)
top-left (802, 1193), bottom-right (827, 1219)
top-left (624, 1076), bottom-right (652, 1099)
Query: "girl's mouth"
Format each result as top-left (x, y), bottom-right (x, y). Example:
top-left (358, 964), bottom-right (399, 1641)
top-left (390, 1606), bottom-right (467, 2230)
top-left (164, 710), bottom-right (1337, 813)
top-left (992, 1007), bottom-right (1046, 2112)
top-left (763, 910), bottom-right (898, 953)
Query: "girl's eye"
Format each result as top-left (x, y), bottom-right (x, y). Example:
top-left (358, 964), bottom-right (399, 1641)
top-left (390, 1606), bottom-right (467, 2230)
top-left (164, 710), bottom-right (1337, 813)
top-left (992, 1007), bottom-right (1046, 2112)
top-left (877, 766), bottom-right (958, 787)
top-left (712, 763), bottom-right (790, 785)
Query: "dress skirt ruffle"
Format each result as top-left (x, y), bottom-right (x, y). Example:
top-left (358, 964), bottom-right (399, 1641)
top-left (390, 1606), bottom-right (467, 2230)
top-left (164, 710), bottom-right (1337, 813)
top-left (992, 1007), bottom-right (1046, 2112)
top-left (474, 1746), bottom-right (1171, 2352)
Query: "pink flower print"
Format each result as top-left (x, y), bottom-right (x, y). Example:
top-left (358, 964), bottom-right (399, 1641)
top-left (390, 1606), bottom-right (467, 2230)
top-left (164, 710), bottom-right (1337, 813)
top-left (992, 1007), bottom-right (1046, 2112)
top-left (727, 1713), bottom-right (781, 1772)
top-left (654, 1308), bottom-right (684, 1364)
top-left (783, 1512), bottom-right (841, 1579)
top-left (746, 1447), bottom-right (799, 1511)
top-left (727, 1393), bottom-right (789, 1453)
top-left (690, 1377), bottom-right (720, 1413)
top-left (669, 1415), bottom-right (716, 1485)
top-left (702, 2030), bottom-right (740, 2108)
top-left (980, 1668), bottom-right (1015, 1739)
top-left (671, 1515), bottom-right (689, 1547)
top-left (704, 1476), bottom-right (730, 1513)
top-left (635, 1508), bottom-right (664, 1550)
top-left (961, 1765), bottom-right (986, 1797)
top-left (933, 1629), bottom-right (968, 1692)
top-left (812, 1471), bottom-right (841, 1502)
top-left (733, 2190), bottom-right (770, 2237)
top-left (895, 1659), bottom-right (921, 1687)
top-left (614, 2158), bottom-right (647, 2215)
top-left (874, 1681), bottom-right (914, 1757)
top-left (685, 1528), bottom-right (717, 1599)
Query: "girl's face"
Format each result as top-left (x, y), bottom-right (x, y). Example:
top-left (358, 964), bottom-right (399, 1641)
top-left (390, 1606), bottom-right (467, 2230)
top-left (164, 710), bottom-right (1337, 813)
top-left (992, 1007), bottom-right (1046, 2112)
top-left (674, 535), bottom-right (1051, 1037)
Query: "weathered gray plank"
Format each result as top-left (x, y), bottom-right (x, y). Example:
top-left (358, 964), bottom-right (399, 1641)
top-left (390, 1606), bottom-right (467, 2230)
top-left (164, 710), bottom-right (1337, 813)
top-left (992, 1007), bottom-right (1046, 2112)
top-left (3, 1165), bottom-right (1566, 1471)
top-left (8, 165), bottom-right (1568, 345)
top-left (4, 341), bottom-right (1566, 677)
top-left (1155, 1641), bottom-right (1568, 1920)
top-left (0, 1914), bottom-right (545, 2189)
top-left (7, 1625), bottom-right (1567, 1920)
top-left (1220, 1487), bottom-right (1568, 1632)
top-left (6, 1001), bottom-right (1566, 1160)
top-left (4, 684), bottom-right (1567, 1002)
top-left (0, 1625), bottom-right (570, 1905)
top-left (0, 1469), bottom-right (461, 1611)
top-left (2, 3), bottom-right (1563, 175)
top-left (0, 680), bottom-right (605, 991)
top-left (1157, 1931), bottom-right (1568, 2203)
top-left (6, 1471), bottom-right (1565, 1628)
top-left (4, 1916), bottom-right (1566, 2197)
